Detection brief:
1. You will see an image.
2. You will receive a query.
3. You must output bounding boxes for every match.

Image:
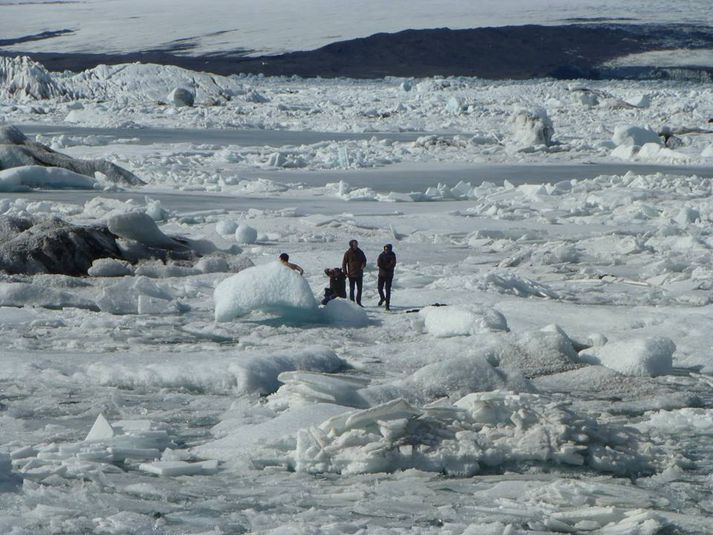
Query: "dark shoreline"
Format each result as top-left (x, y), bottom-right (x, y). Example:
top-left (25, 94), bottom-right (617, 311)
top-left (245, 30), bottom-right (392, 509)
top-left (2, 23), bottom-right (713, 81)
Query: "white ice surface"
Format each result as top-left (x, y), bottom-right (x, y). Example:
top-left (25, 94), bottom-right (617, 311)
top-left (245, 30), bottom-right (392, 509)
top-left (418, 304), bottom-right (508, 337)
top-left (4, 0), bottom-right (713, 57)
top-left (0, 165), bottom-right (96, 192)
top-left (579, 337), bottom-right (675, 377)
top-left (1, 57), bottom-right (713, 534)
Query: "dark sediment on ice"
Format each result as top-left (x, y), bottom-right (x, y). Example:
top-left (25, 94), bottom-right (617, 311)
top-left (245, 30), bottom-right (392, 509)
top-left (3, 23), bottom-right (713, 81)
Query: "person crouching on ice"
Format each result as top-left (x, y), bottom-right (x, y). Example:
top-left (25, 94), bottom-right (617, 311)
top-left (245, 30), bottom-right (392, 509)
top-left (279, 253), bottom-right (304, 275)
top-left (377, 244), bottom-right (396, 310)
top-left (321, 267), bottom-right (347, 305)
top-left (342, 239), bottom-right (367, 306)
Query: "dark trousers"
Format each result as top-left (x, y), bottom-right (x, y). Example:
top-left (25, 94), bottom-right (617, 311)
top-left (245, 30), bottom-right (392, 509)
top-left (378, 275), bottom-right (393, 304)
top-left (321, 288), bottom-right (337, 306)
top-left (348, 276), bottom-right (363, 305)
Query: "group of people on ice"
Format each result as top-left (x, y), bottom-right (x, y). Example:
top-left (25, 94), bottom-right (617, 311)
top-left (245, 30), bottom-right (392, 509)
top-left (279, 240), bottom-right (397, 311)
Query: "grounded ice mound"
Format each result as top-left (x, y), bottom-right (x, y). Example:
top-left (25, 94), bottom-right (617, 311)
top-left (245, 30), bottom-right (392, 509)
top-left (0, 165), bottom-right (97, 192)
top-left (234, 224), bottom-right (258, 244)
top-left (0, 125), bottom-right (144, 187)
top-left (609, 125), bottom-right (686, 163)
top-left (96, 276), bottom-right (179, 315)
top-left (107, 211), bottom-right (185, 250)
top-left (612, 125), bottom-right (661, 147)
top-left (0, 56), bottom-right (70, 100)
top-left (0, 216), bottom-right (122, 276)
top-left (71, 62), bottom-right (242, 105)
top-left (215, 219), bottom-right (238, 236)
top-left (168, 86), bottom-right (195, 107)
top-left (509, 107), bottom-right (554, 148)
top-left (487, 328), bottom-right (582, 378)
top-left (87, 258), bottom-right (133, 277)
top-left (382, 354), bottom-right (532, 404)
top-left (214, 261), bottom-right (318, 321)
top-left (418, 304), bottom-right (508, 337)
top-left (0, 214), bottom-right (210, 276)
top-left (579, 337), bottom-right (675, 377)
top-left (248, 391), bottom-right (652, 476)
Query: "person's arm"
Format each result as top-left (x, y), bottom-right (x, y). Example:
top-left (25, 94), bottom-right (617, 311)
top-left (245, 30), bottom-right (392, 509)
top-left (342, 252), bottom-right (349, 276)
top-left (360, 250), bottom-right (367, 270)
top-left (290, 263), bottom-right (304, 276)
top-left (386, 255), bottom-right (396, 270)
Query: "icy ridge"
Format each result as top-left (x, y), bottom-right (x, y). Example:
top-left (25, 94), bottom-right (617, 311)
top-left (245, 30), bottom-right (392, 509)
top-left (248, 391), bottom-right (655, 477)
top-left (0, 56), bottom-right (71, 101)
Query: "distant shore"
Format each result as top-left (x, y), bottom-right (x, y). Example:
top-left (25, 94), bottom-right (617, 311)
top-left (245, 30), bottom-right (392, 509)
top-left (3, 24), bottom-right (713, 81)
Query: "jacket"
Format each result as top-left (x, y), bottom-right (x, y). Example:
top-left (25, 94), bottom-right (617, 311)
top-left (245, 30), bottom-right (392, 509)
top-left (377, 250), bottom-right (396, 277)
top-left (342, 248), bottom-right (367, 278)
top-left (327, 269), bottom-right (347, 298)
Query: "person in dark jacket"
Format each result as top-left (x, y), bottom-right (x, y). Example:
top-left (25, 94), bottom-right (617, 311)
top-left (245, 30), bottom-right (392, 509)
top-left (321, 267), bottom-right (347, 305)
top-left (377, 244), bottom-right (396, 310)
top-left (342, 239), bottom-right (367, 306)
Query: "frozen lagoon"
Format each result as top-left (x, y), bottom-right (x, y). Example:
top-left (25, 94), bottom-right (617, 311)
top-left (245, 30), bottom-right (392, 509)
top-left (2, 57), bottom-right (713, 533)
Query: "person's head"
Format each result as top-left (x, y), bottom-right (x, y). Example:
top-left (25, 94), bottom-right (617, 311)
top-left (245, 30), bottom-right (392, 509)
top-left (384, 244), bottom-right (392, 252)
top-left (279, 253), bottom-right (289, 262)
top-left (349, 239), bottom-right (358, 250)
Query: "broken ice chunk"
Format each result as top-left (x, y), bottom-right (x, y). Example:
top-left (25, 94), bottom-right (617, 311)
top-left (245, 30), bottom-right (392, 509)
top-left (138, 460), bottom-right (219, 477)
top-left (85, 414), bottom-right (115, 442)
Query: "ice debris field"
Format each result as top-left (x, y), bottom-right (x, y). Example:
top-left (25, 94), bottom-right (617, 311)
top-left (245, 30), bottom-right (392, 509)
top-left (0, 54), bottom-right (713, 533)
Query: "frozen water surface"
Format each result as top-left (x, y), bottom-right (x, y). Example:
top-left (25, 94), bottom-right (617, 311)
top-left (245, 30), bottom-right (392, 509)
top-left (1, 57), bottom-right (713, 533)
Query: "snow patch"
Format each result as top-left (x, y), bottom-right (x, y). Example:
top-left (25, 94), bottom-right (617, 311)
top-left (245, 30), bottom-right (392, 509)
top-left (418, 304), bottom-right (508, 337)
top-left (322, 298), bottom-right (369, 327)
top-left (579, 337), bottom-right (675, 377)
top-left (0, 165), bottom-right (96, 192)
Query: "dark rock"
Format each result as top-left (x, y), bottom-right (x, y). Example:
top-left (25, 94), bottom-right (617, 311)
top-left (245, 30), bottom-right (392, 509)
top-left (6, 23), bottom-right (713, 81)
top-left (0, 217), bottom-right (123, 276)
top-left (0, 215), bottom-right (209, 276)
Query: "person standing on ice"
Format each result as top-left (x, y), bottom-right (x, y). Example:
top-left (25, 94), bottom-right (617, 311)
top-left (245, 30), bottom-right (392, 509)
top-left (279, 253), bottom-right (304, 275)
top-left (377, 244), bottom-right (396, 311)
top-left (342, 239), bottom-right (367, 306)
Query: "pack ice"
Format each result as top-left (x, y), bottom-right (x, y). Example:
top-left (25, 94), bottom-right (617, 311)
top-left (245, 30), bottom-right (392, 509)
top-left (1, 52), bottom-right (713, 534)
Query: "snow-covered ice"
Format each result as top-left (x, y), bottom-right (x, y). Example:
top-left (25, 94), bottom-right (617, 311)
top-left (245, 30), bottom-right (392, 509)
top-left (0, 165), bottom-right (96, 192)
top-left (1, 48), bottom-right (713, 535)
